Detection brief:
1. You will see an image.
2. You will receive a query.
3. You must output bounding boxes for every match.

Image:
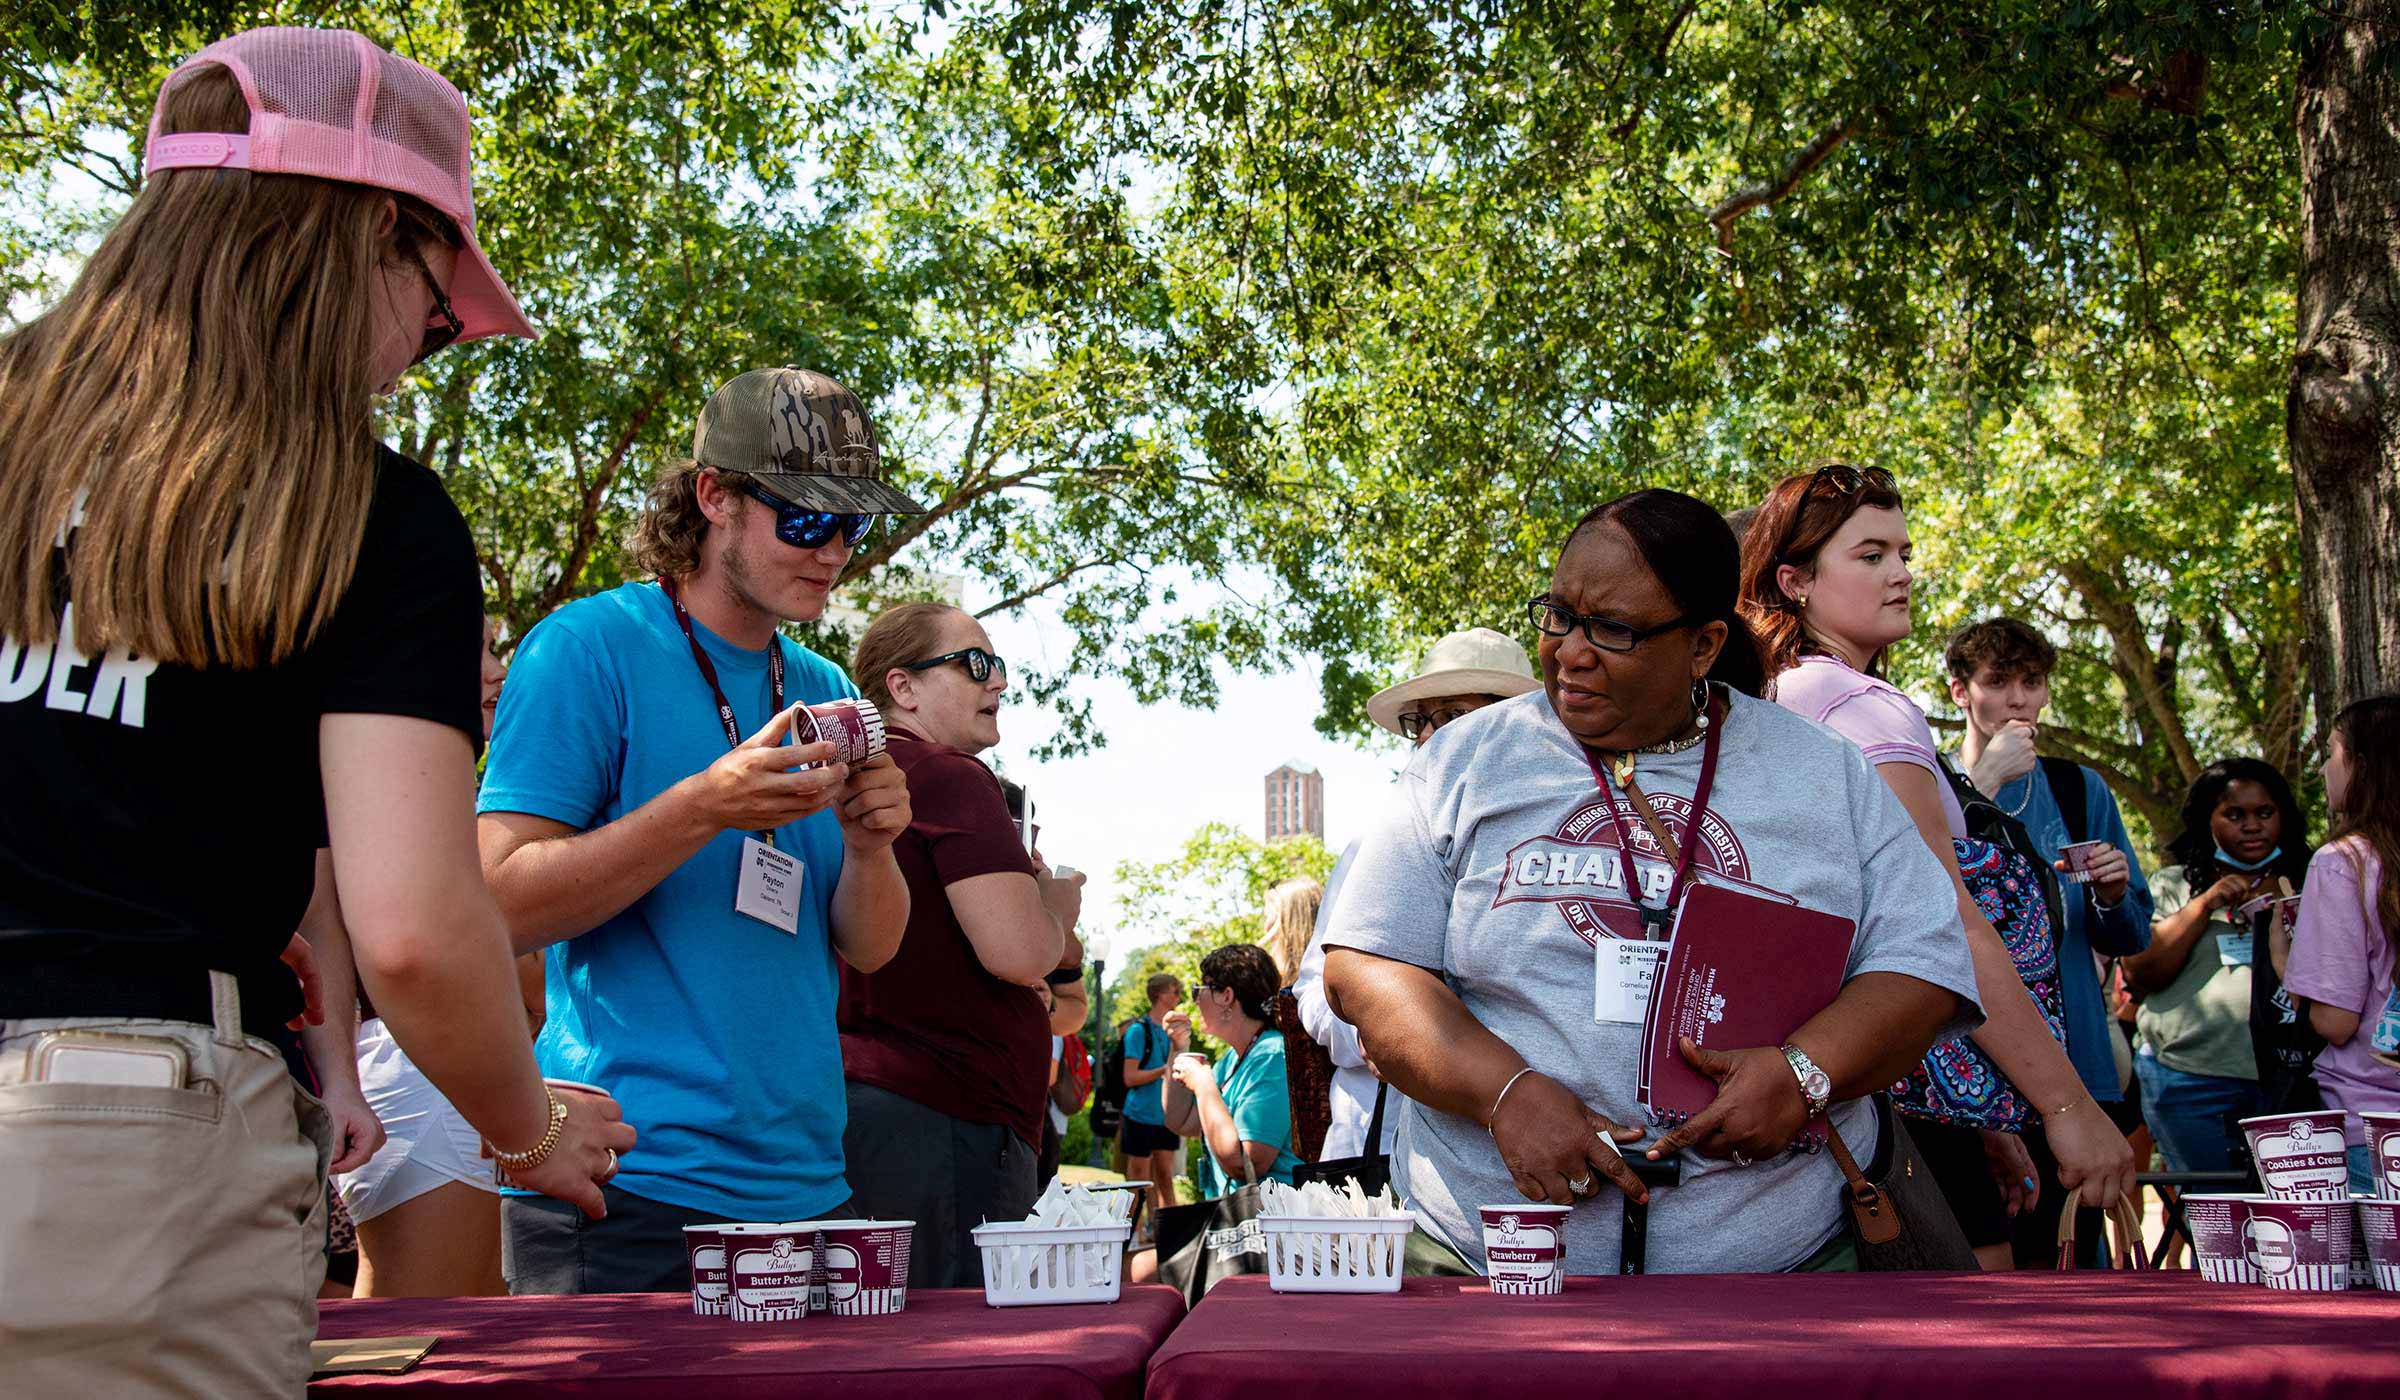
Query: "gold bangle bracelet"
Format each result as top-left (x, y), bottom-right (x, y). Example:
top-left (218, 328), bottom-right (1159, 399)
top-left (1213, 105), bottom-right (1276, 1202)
top-left (493, 1090), bottom-right (567, 1173)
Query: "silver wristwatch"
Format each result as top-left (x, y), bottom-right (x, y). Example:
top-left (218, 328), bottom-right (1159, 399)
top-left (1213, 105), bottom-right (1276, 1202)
top-left (1781, 1043), bottom-right (1832, 1120)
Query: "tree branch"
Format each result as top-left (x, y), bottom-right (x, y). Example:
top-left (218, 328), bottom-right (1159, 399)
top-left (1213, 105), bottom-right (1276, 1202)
top-left (1708, 118), bottom-right (1858, 252)
top-left (1610, 0), bottom-right (1700, 141)
top-left (536, 390), bottom-right (666, 611)
top-left (974, 555), bottom-right (1126, 618)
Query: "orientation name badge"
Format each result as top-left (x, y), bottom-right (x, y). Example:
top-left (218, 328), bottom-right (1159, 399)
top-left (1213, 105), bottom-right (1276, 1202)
top-left (737, 837), bottom-right (804, 935)
top-left (1595, 941), bottom-right (1666, 1025)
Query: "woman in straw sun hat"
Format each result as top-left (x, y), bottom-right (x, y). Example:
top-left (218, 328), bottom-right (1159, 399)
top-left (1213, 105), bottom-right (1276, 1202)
top-left (1294, 628), bottom-right (1542, 1166)
top-left (0, 28), bottom-right (629, 1395)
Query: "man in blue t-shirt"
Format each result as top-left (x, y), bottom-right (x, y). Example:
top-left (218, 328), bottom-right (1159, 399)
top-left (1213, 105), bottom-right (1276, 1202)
top-left (1947, 616), bottom-right (2155, 1266)
top-left (1117, 973), bottom-right (1185, 1222)
top-left (479, 369), bottom-right (923, 1293)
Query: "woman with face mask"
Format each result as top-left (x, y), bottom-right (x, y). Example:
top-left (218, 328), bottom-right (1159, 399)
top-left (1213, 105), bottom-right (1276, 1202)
top-left (2122, 759), bottom-right (2315, 1171)
top-left (1742, 465), bottom-right (2138, 1270)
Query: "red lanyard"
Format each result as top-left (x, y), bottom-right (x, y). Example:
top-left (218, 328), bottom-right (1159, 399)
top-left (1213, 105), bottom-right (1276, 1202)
top-left (662, 577), bottom-right (785, 840)
top-left (1578, 690), bottom-right (1725, 938)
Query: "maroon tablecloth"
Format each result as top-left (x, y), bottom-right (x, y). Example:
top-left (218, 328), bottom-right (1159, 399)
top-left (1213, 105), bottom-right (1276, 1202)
top-left (1148, 1273), bottom-right (2400, 1400)
top-left (311, 1286), bottom-right (1184, 1399)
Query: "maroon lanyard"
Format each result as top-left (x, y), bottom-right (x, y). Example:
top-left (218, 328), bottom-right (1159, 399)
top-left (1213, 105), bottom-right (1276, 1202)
top-left (662, 577), bottom-right (785, 841)
top-left (1578, 690), bottom-right (1725, 938)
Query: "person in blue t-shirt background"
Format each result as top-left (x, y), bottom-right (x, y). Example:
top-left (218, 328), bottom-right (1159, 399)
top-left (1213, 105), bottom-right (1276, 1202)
top-left (1118, 972), bottom-right (1186, 1225)
top-left (478, 368), bottom-right (921, 1294)
top-left (1946, 617), bottom-right (2155, 1267)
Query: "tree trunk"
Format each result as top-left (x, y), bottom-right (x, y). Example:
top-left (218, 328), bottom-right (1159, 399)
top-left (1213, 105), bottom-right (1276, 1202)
top-left (2291, 7), bottom-right (2400, 722)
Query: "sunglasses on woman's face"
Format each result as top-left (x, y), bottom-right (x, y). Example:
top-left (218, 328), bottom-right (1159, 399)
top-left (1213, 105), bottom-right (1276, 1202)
top-left (902, 646), bottom-right (1007, 685)
top-left (738, 482), bottom-right (874, 550)
top-left (407, 247), bottom-right (464, 367)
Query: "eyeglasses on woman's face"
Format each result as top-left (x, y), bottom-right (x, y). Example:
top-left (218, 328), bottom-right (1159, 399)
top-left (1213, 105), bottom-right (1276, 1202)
top-left (1527, 594), bottom-right (1693, 654)
top-left (406, 246), bottom-right (464, 367)
top-left (1398, 704), bottom-right (1479, 741)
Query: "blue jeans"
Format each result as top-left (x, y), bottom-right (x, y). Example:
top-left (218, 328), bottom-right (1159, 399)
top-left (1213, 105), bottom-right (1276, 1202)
top-left (2352, 1144), bottom-right (2378, 1198)
top-left (2134, 1051), bottom-right (2264, 1174)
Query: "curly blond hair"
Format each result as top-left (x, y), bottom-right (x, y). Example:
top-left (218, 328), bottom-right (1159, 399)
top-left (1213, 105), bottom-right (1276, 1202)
top-left (632, 461), bottom-right (760, 579)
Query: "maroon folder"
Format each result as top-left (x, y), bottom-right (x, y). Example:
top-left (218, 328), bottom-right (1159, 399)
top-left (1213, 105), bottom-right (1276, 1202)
top-left (1639, 883), bottom-right (1856, 1142)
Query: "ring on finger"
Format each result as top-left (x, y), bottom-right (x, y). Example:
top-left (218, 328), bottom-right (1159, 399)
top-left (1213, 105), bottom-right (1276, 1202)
top-left (1566, 1174), bottom-right (1593, 1196)
top-left (1731, 1151), bottom-right (1752, 1168)
top-left (601, 1148), bottom-right (619, 1181)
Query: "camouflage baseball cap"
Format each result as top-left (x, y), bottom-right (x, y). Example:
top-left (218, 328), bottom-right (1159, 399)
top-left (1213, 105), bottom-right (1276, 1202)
top-left (692, 367), bottom-right (927, 514)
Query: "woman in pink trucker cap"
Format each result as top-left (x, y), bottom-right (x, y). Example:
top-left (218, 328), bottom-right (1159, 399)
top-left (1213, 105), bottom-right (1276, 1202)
top-left (0, 29), bottom-right (630, 1397)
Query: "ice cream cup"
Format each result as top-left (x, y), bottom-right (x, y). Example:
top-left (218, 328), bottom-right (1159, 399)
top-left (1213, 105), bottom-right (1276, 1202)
top-left (2362, 1112), bottom-right (2400, 1202)
top-left (2243, 1197), bottom-right (2352, 1292)
top-left (1479, 1203), bottom-right (1570, 1297)
top-left (723, 1223), bottom-right (816, 1322)
top-left (2182, 1194), bottom-right (2258, 1284)
top-left (796, 698), bottom-right (886, 768)
top-left (2241, 1111), bottom-right (2353, 1201)
top-left (816, 1219), bottom-right (914, 1316)
top-left (683, 1223), bottom-right (739, 1316)
top-left (2057, 840), bottom-right (2112, 884)
top-left (2355, 1196), bottom-right (2400, 1292)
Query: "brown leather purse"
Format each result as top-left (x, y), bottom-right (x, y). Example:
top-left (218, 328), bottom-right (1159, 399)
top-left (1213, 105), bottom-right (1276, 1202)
top-left (1826, 1095), bottom-right (1981, 1270)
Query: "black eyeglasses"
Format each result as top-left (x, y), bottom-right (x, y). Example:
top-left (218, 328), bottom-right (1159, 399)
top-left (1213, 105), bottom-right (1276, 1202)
top-left (407, 246), bottom-right (464, 367)
top-left (737, 482), bottom-right (874, 550)
top-left (903, 646), bottom-right (1007, 684)
top-left (1803, 464), bottom-right (1897, 502)
top-left (1398, 704), bottom-right (1478, 740)
top-left (1528, 594), bottom-right (1694, 654)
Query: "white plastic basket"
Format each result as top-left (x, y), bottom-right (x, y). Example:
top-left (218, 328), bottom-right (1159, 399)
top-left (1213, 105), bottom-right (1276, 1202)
top-left (972, 1221), bottom-right (1131, 1307)
top-left (1260, 1214), bottom-right (1417, 1293)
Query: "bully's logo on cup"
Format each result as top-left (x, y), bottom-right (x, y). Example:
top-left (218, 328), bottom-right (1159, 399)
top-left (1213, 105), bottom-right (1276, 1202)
top-left (2246, 1218), bottom-right (2297, 1276)
top-left (2289, 1118), bottom-right (2319, 1146)
top-left (1492, 793), bottom-right (1753, 945)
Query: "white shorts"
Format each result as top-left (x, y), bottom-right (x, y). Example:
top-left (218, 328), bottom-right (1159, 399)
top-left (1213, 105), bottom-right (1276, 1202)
top-left (332, 1019), bottom-right (496, 1224)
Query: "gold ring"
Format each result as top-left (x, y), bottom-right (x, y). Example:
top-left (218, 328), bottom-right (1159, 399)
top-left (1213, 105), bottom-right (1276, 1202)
top-left (602, 1148), bottom-right (618, 1180)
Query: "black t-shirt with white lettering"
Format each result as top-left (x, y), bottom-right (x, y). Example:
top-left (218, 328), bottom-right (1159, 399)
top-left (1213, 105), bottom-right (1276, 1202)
top-left (0, 446), bottom-right (484, 1028)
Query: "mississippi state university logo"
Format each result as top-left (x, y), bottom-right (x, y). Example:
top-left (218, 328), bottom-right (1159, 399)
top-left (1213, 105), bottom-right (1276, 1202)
top-left (1493, 792), bottom-right (1752, 944)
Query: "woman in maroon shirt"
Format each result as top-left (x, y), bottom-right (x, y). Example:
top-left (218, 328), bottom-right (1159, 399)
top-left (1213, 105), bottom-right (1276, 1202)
top-left (840, 603), bottom-right (1086, 1287)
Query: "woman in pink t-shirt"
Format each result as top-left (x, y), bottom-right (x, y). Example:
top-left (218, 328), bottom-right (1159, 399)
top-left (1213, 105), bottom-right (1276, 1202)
top-left (1738, 465), bottom-right (2135, 1270)
top-left (2286, 695), bottom-right (2400, 1195)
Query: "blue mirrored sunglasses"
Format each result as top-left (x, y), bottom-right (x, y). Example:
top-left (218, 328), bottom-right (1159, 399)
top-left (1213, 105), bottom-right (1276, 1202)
top-left (741, 482), bottom-right (873, 550)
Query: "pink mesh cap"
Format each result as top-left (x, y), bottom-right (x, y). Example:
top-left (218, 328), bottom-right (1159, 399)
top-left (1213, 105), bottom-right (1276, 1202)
top-left (143, 27), bottom-right (536, 345)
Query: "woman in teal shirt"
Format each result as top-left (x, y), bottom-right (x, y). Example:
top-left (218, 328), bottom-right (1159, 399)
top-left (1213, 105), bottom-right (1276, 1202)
top-left (1163, 943), bottom-right (1302, 1196)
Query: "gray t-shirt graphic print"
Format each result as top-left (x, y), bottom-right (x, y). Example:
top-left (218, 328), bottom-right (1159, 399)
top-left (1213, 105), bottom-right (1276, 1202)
top-left (1323, 688), bottom-right (1983, 1275)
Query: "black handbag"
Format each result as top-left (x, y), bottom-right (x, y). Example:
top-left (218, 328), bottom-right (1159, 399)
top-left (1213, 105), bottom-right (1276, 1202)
top-left (1827, 1094), bottom-right (1980, 1271)
top-left (1293, 1080), bottom-right (1391, 1196)
top-left (1154, 1148), bottom-right (1268, 1304)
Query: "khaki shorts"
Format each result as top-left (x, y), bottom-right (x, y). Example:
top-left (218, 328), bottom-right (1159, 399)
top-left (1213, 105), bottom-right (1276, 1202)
top-left (0, 972), bottom-right (331, 1398)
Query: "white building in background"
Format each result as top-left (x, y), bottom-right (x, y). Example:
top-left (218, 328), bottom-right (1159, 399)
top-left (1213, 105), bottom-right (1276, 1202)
top-left (1264, 760), bottom-right (1323, 843)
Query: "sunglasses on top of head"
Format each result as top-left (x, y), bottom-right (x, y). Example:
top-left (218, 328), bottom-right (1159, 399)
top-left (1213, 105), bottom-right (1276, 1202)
top-left (1802, 464), bottom-right (1898, 502)
top-left (737, 481), bottom-right (874, 550)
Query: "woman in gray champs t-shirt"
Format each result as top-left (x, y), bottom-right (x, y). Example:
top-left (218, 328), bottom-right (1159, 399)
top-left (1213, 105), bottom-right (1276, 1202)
top-left (1322, 490), bottom-right (1983, 1275)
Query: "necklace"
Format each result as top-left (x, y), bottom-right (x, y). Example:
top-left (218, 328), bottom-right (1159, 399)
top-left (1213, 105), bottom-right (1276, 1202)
top-left (1997, 772), bottom-right (2033, 818)
top-left (1639, 727), bottom-right (1709, 757)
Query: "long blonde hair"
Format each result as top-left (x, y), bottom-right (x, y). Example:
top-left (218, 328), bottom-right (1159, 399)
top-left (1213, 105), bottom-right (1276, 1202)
top-left (1260, 877), bottom-right (1324, 985)
top-left (0, 66), bottom-right (459, 668)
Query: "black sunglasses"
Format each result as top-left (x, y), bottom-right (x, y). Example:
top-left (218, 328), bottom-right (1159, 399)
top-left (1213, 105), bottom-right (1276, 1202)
top-left (1803, 464), bottom-right (1897, 502)
top-left (1398, 704), bottom-right (1478, 741)
top-left (738, 482), bottom-right (874, 550)
top-left (903, 646), bottom-right (1007, 684)
top-left (1528, 594), bottom-right (1694, 654)
top-left (407, 246), bottom-right (464, 367)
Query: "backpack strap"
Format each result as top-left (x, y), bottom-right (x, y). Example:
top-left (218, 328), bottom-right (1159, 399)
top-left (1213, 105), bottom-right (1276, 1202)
top-left (2041, 757), bottom-right (2088, 846)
